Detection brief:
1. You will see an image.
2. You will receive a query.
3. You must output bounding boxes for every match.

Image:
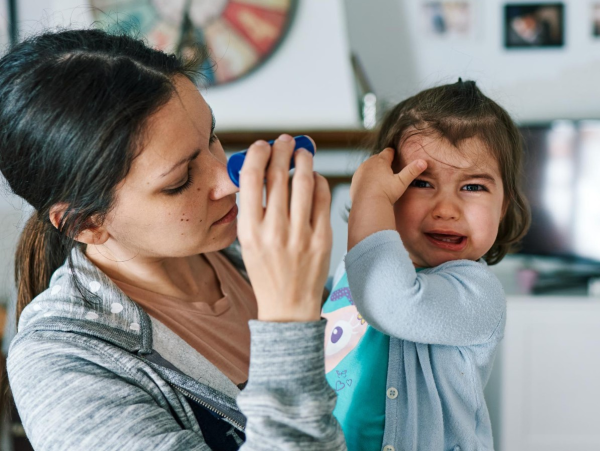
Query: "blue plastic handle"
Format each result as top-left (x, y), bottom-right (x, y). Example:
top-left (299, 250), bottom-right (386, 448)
top-left (227, 135), bottom-right (315, 188)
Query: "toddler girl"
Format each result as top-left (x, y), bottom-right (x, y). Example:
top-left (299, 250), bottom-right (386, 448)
top-left (323, 79), bottom-right (530, 451)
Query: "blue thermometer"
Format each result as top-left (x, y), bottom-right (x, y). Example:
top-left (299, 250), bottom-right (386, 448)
top-left (227, 135), bottom-right (315, 188)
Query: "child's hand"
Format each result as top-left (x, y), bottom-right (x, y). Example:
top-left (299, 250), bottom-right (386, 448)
top-left (350, 148), bottom-right (427, 205)
top-left (348, 148), bottom-right (426, 250)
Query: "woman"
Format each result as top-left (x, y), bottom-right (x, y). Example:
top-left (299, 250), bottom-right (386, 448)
top-left (1, 29), bottom-right (345, 450)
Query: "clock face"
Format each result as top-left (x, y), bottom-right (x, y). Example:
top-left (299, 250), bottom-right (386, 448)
top-left (90, 0), bottom-right (298, 86)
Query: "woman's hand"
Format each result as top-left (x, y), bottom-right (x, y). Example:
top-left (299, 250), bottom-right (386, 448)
top-left (237, 134), bottom-right (332, 322)
top-left (348, 148), bottom-right (426, 250)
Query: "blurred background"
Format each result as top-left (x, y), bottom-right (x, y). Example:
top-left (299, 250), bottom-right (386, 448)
top-left (1, 1), bottom-right (600, 450)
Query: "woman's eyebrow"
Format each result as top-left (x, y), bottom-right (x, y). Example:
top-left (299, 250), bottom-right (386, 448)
top-left (159, 107), bottom-right (214, 178)
top-left (160, 149), bottom-right (200, 178)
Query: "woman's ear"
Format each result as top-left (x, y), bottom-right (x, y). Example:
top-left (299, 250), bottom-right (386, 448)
top-left (49, 204), bottom-right (109, 245)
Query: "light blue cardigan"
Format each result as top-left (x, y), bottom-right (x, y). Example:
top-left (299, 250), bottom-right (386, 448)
top-left (345, 230), bottom-right (505, 451)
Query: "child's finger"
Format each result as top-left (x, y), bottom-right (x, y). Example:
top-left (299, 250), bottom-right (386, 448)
top-left (378, 147), bottom-right (396, 165)
top-left (393, 159), bottom-right (427, 196)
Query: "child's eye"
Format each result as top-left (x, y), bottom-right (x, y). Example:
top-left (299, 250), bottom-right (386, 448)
top-left (462, 184), bottom-right (487, 192)
top-left (164, 169), bottom-right (194, 196)
top-left (410, 179), bottom-right (431, 188)
top-left (209, 133), bottom-right (218, 144)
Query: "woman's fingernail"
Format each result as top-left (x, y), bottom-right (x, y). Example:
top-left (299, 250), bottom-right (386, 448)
top-left (255, 140), bottom-right (269, 146)
top-left (417, 160), bottom-right (427, 169)
top-left (278, 134), bottom-right (293, 142)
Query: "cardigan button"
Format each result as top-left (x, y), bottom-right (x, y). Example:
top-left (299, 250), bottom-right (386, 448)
top-left (383, 446), bottom-right (395, 451)
top-left (386, 387), bottom-right (398, 399)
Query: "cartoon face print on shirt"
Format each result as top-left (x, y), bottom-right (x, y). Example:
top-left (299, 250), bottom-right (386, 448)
top-left (323, 304), bottom-right (368, 373)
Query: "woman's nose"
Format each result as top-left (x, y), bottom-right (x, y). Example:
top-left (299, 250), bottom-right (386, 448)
top-left (209, 156), bottom-right (239, 200)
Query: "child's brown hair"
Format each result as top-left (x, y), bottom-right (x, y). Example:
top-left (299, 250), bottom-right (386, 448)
top-left (372, 79), bottom-right (531, 265)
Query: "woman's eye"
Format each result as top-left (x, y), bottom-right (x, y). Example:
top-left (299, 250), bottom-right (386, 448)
top-left (462, 184), bottom-right (486, 192)
top-left (209, 133), bottom-right (218, 144)
top-left (410, 179), bottom-right (431, 188)
top-left (325, 320), bottom-right (354, 356)
top-left (164, 169), bottom-right (194, 196)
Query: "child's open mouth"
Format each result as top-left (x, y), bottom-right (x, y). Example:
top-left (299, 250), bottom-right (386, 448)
top-left (425, 233), bottom-right (468, 251)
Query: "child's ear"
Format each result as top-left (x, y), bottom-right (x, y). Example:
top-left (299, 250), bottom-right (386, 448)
top-left (49, 204), bottom-right (109, 245)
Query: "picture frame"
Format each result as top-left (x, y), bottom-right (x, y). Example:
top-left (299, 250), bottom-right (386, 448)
top-left (504, 3), bottom-right (565, 48)
top-left (421, 1), bottom-right (473, 38)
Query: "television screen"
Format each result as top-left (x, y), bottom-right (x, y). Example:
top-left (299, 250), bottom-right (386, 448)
top-left (519, 121), bottom-right (600, 262)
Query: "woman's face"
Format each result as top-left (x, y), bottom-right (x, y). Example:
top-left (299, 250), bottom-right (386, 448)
top-left (98, 76), bottom-right (239, 261)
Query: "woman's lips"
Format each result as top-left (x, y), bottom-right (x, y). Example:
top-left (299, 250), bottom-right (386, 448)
top-left (213, 204), bottom-right (238, 226)
top-left (425, 232), bottom-right (468, 251)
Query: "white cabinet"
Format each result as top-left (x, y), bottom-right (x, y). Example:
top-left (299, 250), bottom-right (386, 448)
top-left (486, 298), bottom-right (600, 451)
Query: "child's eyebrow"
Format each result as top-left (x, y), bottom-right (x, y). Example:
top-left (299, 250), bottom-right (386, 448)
top-left (462, 173), bottom-right (497, 185)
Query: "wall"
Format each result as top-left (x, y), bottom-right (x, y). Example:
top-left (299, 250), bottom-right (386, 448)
top-left (15, 0), bottom-right (360, 130)
top-left (345, 0), bottom-right (600, 122)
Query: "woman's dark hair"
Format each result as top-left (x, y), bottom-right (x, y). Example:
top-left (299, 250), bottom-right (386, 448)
top-left (372, 79), bottom-right (531, 265)
top-left (0, 28), bottom-right (204, 320)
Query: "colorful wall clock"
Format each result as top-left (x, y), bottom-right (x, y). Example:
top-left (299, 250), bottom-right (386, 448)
top-left (90, 0), bottom-right (298, 86)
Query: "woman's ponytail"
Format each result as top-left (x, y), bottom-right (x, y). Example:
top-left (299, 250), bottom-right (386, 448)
top-left (14, 212), bottom-right (69, 321)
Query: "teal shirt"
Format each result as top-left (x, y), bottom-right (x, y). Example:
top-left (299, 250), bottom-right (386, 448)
top-left (323, 272), bottom-right (389, 451)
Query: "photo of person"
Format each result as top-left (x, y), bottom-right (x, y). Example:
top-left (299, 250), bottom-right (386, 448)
top-left (422, 1), bottom-right (472, 37)
top-left (504, 3), bottom-right (564, 48)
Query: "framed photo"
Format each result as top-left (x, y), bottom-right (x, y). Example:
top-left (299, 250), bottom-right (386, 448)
top-left (593, 3), bottom-right (600, 37)
top-left (422, 1), bottom-right (473, 38)
top-left (504, 3), bottom-right (565, 48)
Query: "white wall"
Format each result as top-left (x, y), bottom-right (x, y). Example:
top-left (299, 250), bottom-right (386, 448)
top-left (203, 0), bottom-right (360, 130)
top-left (345, 0), bottom-right (600, 122)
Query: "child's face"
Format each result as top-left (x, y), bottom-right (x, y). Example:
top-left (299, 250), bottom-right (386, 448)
top-left (394, 133), bottom-right (505, 268)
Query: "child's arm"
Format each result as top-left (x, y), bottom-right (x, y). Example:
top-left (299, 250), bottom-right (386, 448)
top-left (345, 230), bottom-right (505, 346)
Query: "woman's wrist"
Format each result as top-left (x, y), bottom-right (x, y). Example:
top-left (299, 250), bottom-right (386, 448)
top-left (257, 307), bottom-right (321, 323)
